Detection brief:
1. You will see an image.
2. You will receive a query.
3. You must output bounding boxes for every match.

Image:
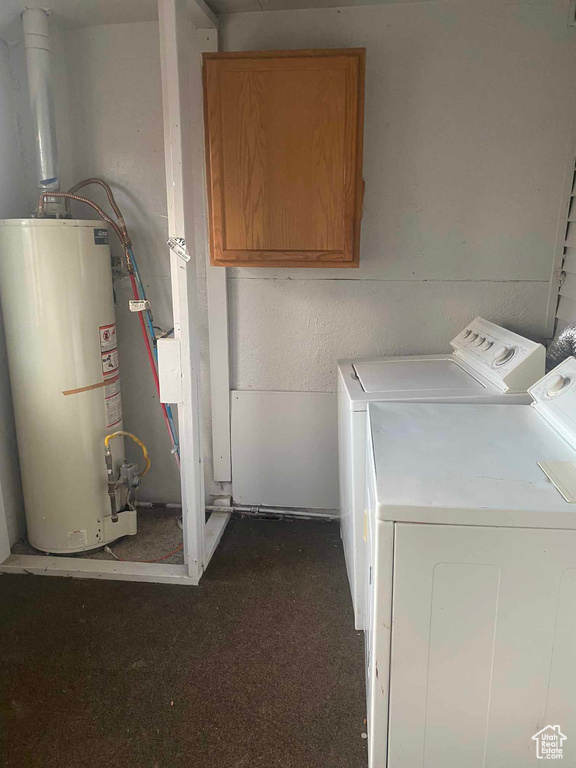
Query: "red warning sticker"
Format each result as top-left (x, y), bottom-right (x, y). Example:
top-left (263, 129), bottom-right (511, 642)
top-left (101, 348), bottom-right (119, 375)
top-left (99, 324), bottom-right (117, 353)
top-left (99, 324), bottom-right (121, 425)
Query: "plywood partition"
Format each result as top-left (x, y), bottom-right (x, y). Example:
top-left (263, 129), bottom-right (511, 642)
top-left (203, 49), bottom-right (365, 267)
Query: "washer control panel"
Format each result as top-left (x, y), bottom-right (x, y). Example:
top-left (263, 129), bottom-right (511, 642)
top-left (451, 317), bottom-right (545, 392)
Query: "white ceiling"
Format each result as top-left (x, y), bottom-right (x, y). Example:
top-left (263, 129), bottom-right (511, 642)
top-left (209, 0), bottom-right (444, 13)
top-left (0, 0), bottom-right (532, 40)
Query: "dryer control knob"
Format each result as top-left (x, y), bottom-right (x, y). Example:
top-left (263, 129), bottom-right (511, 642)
top-left (469, 333), bottom-right (478, 342)
top-left (493, 346), bottom-right (515, 365)
top-left (482, 340), bottom-right (493, 351)
top-left (474, 336), bottom-right (485, 346)
top-left (547, 374), bottom-right (570, 396)
top-left (463, 329), bottom-right (471, 338)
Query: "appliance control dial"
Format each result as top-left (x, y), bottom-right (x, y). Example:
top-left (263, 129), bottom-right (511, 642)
top-left (493, 346), bottom-right (516, 366)
top-left (474, 336), bottom-right (485, 346)
top-left (469, 333), bottom-right (478, 342)
top-left (482, 340), bottom-right (493, 350)
top-left (546, 374), bottom-right (571, 397)
top-left (463, 329), bottom-right (471, 338)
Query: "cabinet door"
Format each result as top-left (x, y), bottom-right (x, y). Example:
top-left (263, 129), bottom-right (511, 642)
top-left (203, 49), bottom-right (365, 268)
top-left (388, 523), bottom-right (576, 767)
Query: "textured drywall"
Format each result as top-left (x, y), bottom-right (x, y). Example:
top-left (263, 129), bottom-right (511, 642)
top-left (0, 39), bottom-right (26, 543)
top-left (222, 0), bottom-right (576, 393)
top-left (230, 279), bottom-right (550, 391)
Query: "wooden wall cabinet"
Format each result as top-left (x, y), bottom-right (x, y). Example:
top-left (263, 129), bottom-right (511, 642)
top-left (202, 48), bottom-right (365, 268)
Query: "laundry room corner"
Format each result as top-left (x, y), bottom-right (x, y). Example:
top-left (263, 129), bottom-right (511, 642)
top-left (1, 0), bottom-right (576, 765)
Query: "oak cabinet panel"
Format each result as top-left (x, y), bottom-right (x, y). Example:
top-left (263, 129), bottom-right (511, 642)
top-left (203, 49), bottom-right (365, 268)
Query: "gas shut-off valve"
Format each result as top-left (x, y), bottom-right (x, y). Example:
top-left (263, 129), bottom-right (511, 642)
top-left (104, 431), bottom-right (151, 522)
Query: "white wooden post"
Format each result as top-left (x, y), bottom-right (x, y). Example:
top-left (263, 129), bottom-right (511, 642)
top-left (158, 0), bottom-right (206, 580)
top-left (206, 256), bottom-right (232, 482)
top-left (158, 0), bottom-right (229, 578)
top-left (191, 28), bottom-right (232, 483)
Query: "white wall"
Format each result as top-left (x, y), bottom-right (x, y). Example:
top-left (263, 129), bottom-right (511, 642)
top-left (0, 38), bottom-right (27, 543)
top-left (222, 0), bottom-right (576, 394)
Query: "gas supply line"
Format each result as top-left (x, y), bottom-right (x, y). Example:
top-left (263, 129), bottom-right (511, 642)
top-left (104, 430), bottom-right (150, 522)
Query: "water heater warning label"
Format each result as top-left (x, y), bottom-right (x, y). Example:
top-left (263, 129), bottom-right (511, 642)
top-left (101, 348), bottom-right (119, 375)
top-left (99, 323), bottom-right (121, 426)
top-left (105, 391), bottom-right (122, 428)
top-left (104, 377), bottom-right (122, 428)
top-left (99, 324), bottom-right (117, 353)
top-left (104, 377), bottom-right (120, 399)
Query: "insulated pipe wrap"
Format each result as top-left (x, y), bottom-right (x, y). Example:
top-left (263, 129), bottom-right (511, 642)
top-left (22, 8), bottom-right (59, 193)
top-left (547, 323), bottom-right (576, 370)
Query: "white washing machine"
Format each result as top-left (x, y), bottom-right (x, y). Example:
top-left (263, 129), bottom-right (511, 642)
top-left (365, 357), bottom-right (576, 768)
top-left (338, 317), bottom-right (545, 629)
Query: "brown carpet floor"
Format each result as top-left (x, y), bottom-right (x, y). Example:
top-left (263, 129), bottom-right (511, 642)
top-left (0, 519), bottom-right (367, 768)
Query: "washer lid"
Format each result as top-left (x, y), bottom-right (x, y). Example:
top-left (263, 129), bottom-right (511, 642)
top-left (353, 358), bottom-right (486, 393)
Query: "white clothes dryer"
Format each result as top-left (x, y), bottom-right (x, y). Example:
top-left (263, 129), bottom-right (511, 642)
top-left (365, 357), bottom-right (576, 768)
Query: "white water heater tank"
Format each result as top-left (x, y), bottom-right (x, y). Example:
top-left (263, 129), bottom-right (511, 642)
top-left (0, 219), bottom-right (136, 553)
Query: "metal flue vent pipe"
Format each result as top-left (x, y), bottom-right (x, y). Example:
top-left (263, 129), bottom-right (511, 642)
top-left (22, 8), bottom-right (62, 213)
top-left (547, 323), bottom-right (576, 371)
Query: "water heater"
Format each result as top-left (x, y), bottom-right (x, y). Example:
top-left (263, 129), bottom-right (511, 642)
top-left (0, 219), bottom-right (136, 553)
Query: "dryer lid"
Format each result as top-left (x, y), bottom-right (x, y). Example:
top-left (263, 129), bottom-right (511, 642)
top-left (367, 400), bottom-right (576, 525)
top-left (352, 358), bottom-right (486, 394)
